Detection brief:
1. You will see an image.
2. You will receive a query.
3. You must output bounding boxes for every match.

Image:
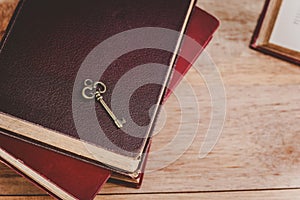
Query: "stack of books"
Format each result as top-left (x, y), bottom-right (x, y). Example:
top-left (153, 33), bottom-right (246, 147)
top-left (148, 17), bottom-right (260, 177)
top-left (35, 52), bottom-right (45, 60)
top-left (0, 0), bottom-right (219, 199)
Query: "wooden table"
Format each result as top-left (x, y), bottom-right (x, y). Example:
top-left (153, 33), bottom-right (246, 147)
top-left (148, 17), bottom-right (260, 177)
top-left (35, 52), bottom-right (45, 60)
top-left (0, 0), bottom-right (300, 199)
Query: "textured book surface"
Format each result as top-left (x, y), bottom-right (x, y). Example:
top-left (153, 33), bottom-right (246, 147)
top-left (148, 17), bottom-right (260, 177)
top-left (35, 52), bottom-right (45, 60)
top-left (0, 7), bottom-right (219, 198)
top-left (0, 0), bottom-right (195, 174)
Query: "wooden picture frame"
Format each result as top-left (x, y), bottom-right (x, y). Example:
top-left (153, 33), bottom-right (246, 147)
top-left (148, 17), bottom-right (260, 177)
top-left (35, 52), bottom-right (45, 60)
top-left (251, 0), bottom-right (300, 65)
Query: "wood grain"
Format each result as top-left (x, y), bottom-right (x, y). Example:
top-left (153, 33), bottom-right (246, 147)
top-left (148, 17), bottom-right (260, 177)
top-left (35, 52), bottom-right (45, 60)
top-left (0, 0), bottom-right (300, 199)
top-left (0, 0), bottom-right (17, 38)
top-left (1, 189), bottom-right (300, 200)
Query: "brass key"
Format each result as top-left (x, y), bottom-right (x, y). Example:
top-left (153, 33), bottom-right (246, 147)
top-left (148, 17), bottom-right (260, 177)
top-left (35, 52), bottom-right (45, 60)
top-left (95, 82), bottom-right (126, 128)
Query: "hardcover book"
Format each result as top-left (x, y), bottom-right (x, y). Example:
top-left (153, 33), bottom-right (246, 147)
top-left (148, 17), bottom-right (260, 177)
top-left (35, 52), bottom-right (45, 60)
top-left (0, 0), bottom-right (196, 178)
top-left (0, 129), bottom-right (110, 200)
top-left (0, 1), bottom-right (220, 199)
top-left (250, 0), bottom-right (300, 65)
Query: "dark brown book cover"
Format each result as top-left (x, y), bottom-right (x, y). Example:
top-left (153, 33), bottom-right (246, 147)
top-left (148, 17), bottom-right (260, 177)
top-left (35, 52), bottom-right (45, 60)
top-left (0, 3), bottom-right (220, 198)
top-left (0, 0), bottom-right (196, 174)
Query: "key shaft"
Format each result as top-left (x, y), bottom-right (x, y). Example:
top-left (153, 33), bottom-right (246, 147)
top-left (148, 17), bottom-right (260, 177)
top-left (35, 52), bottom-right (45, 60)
top-left (95, 91), bottom-right (124, 128)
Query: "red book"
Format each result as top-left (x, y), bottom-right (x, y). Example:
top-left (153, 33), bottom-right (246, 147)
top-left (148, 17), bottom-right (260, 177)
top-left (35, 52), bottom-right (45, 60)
top-left (164, 7), bottom-right (219, 101)
top-left (0, 130), bottom-right (110, 200)
top-left (0, 6), bottom-right (219, 200)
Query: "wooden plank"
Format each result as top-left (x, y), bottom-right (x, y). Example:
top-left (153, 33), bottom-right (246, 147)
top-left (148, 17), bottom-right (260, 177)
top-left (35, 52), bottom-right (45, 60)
top-left (100, 189), bottom-right (300, 200)
top-left (0, 0), bottom-right (300, 198)
top-left (0, 164), bottom-right (44, 195)
top-left (1, 189), bottom-right (300, 200)
top-left (0, 0), bottom-right (18, 38)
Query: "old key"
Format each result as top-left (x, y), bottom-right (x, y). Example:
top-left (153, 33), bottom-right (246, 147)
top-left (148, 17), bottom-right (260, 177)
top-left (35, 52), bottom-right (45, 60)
top-left (94, 82), bottom-right (126, 128)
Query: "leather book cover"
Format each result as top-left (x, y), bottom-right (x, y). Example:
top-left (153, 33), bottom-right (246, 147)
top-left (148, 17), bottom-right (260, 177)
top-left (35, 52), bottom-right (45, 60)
top-left (0, 0), bottom-right (196, 174)
top-left (0, 6), bottom-right (219, 199)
